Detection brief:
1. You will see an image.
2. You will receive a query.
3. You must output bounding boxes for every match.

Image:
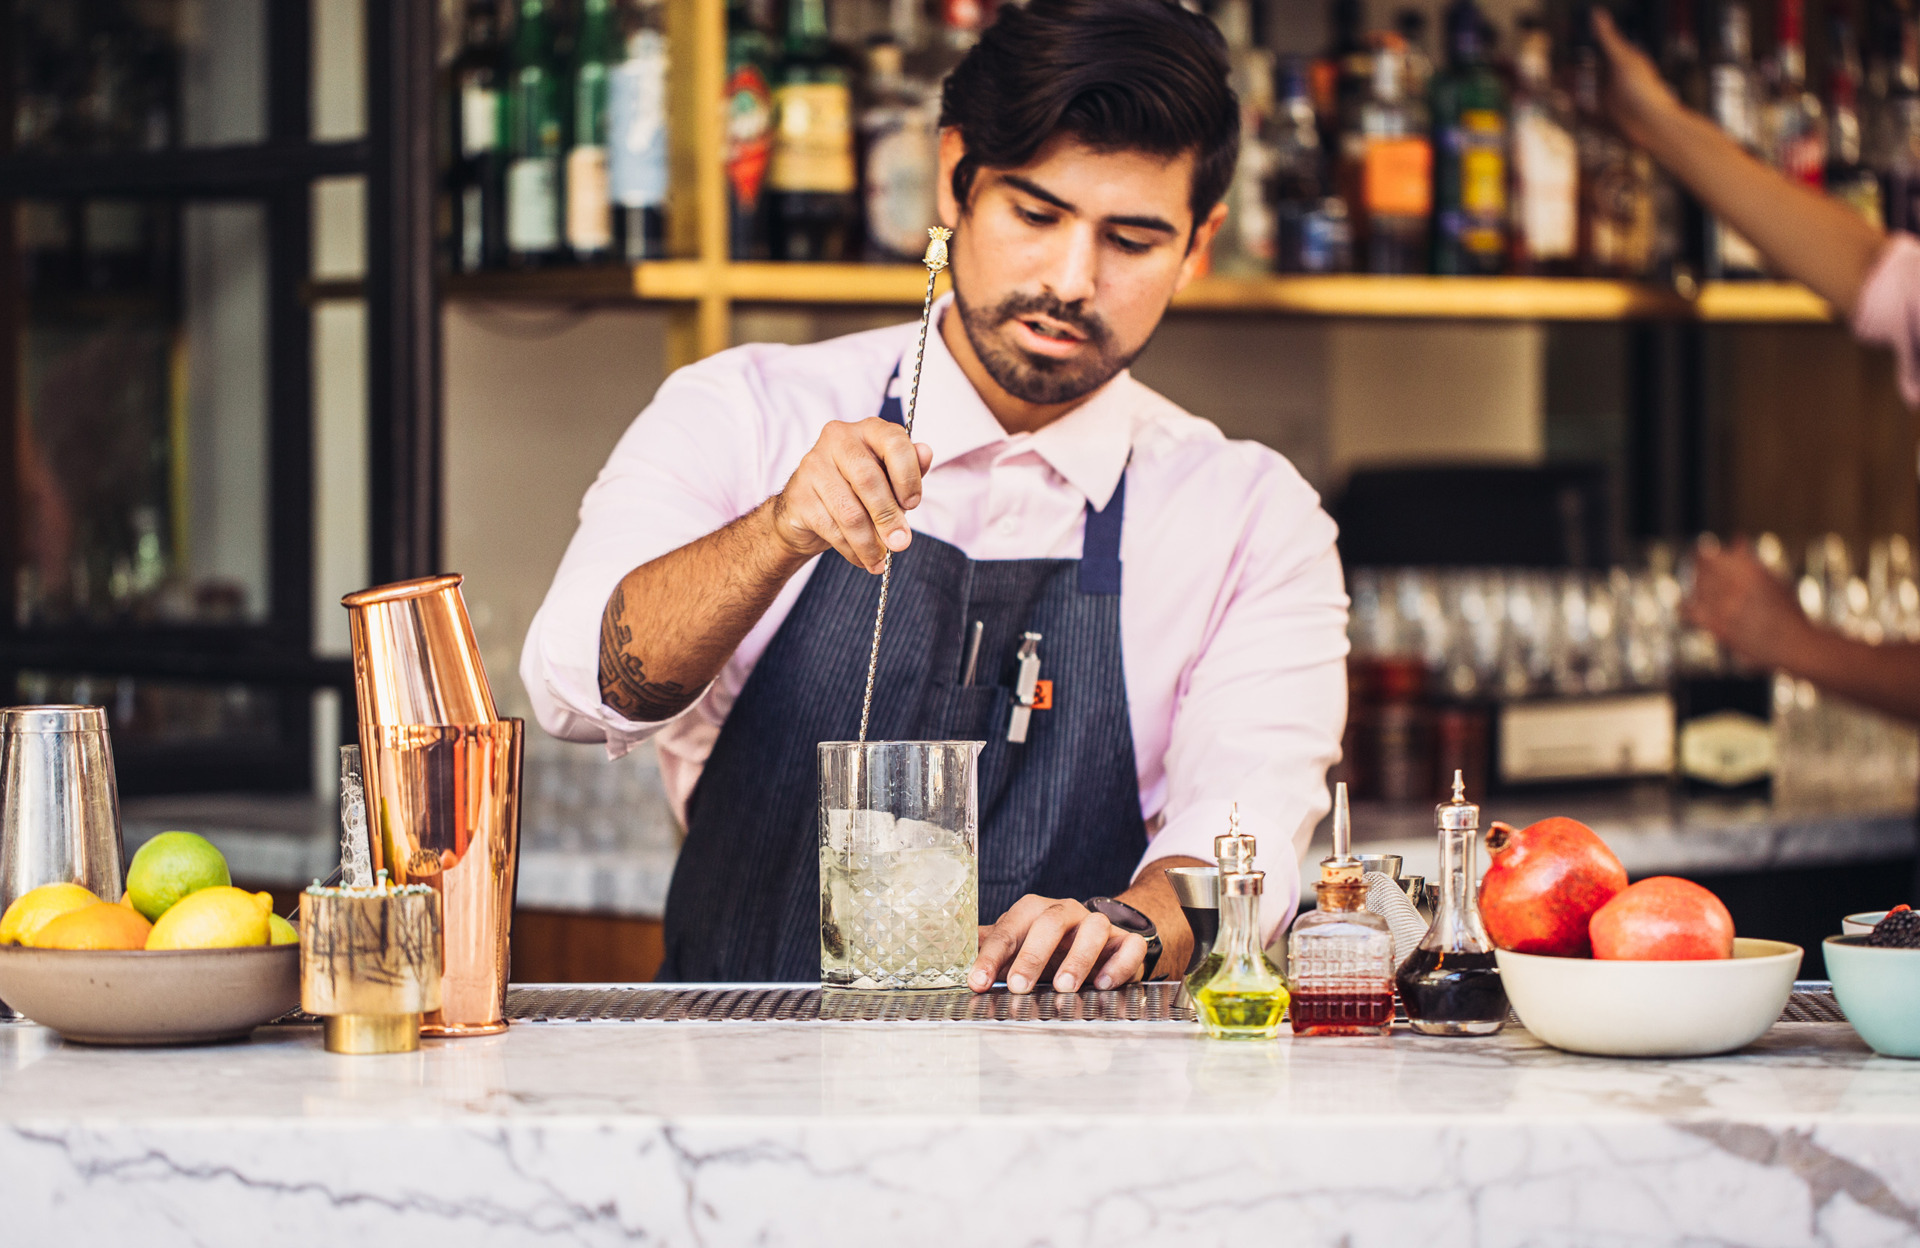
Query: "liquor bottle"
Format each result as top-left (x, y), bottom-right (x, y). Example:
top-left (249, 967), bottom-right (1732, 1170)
top-left (1348, 35), bottom-right (1431, 275)
top-left (610, 0), bottom-right (671, 261)
top-left (725, 0), bottom-right (777, 259)
top-left (1322, 0), bottom-right (1374, 163)
top-left (449, 0), bottom-right (510, 272)
top-left (1572, 8), bottom-right (1655, 277)
top-left (1508, 20), bottom-right (1578, 276)
top-left (1761, 0), bottom-right (1825, 189)
top-left (1269, 59), bottom-right (1327, 273)
top-left (1429, 0), bottom-right (1508, 276)
top-left (1827, 17), bottom-right (1885, 226)
top-left (1396, 8), bottom-right (1434, 98)
top-left (1394, 771), bottom-right (1507, 1036)
top-left (1877, 5), bottom-right (1920, 234)
top-left (912, 0), bottom-right (989, 82)
top-left (506, 0), bottom-right (566, 266)
top-left (1286, 785), bottom-right (1394, 1037)
top-left (858, 37), bottom-right (938, 262)
top-left (1706, 2), bottom-right (1764, 278)
top-left (1657, 0), bottom-right (1709, 289)
top-left (769, 0), bottom-right (859, 261)
top-left (1212, 0), bottom-right (1280, 274)
top-left (567, 0), bottom-right (618, 262)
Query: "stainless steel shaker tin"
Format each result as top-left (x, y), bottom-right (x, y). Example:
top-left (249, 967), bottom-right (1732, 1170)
top-left (0, 704), bottom-right (125, 913)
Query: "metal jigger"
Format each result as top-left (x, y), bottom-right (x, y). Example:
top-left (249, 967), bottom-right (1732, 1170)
top-left (300, 879), bottom-right (443, 1054)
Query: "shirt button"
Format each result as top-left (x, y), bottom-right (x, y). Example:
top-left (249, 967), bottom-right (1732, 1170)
top-left (998, 517), bottom-right (1018, 535)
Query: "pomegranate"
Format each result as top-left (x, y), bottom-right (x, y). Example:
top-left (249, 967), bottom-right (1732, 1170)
top-left (1479, 817), bottom-right (1628, 957)
top-left (1589, 876), bottom-right (1735, 960)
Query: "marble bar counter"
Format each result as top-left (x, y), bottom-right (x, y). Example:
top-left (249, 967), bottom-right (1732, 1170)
top-left (4, 994), bottom-right (1920, 1246)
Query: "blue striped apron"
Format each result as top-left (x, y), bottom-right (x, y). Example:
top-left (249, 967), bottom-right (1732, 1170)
top-left (659, 365), bottom-right (1145, 982)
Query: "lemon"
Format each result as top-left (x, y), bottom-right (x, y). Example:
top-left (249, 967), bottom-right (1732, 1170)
top-left (267, 914), bottom-right (299, 945)
top-left (33, 902), bottom-right (152, 950)
top-left (126, 831), bottom-right (231, 921)
top-left (0, 883), bottom-right (101, 946)
top-left (145, 886), bottom-right (271, 950)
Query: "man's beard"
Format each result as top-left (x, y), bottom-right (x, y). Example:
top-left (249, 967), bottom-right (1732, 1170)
top-left (953, 285), bottom-right (1147, 406)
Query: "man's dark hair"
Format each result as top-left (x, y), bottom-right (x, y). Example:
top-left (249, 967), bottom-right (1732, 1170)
top-left (938, 0), bottom-right (1240, 232)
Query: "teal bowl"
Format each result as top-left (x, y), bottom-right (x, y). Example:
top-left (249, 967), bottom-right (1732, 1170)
top-left (1824, 936), bottom-right (1920, 1059)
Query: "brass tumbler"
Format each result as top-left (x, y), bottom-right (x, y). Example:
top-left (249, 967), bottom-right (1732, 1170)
top-left (300, 883), bottom-right (443, 1054)
top-left (366, 721), bottom-right (522, 1036)
top-left (342, 574), bottom-right (499, 738)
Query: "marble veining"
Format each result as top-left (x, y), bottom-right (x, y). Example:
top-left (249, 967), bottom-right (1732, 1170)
top-left (3, 1014), bottom-right (1920, 1245)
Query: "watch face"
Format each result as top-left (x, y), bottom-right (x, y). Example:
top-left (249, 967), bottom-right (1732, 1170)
top-left (1088, 896), bottom-right (1152, 936)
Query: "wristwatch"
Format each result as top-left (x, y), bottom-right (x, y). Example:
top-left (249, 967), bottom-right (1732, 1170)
top-left (1085, 896), bottom-right (1163, 980)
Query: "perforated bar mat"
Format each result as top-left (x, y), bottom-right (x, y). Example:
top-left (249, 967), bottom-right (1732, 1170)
top-left (487, 982), bottom-right (1849, 1026)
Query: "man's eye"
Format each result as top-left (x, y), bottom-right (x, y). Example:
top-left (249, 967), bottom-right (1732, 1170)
top-left (1109, 233), bottom-right (1153, 255)
top-left (1016, 205), bottom-right (1055, 226)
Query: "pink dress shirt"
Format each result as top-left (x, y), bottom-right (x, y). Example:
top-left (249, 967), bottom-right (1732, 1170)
top-left (1854, 232), bottom-right (1920, 407)
top-left (520, 298), bottom-right (1349, 938)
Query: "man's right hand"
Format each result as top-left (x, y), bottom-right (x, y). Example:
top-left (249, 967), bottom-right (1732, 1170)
top-left (768, 418), bottom-right (933, 574)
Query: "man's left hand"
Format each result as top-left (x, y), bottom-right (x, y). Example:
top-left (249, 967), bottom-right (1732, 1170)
top-left (968, 896), bottom-right (1147, 995)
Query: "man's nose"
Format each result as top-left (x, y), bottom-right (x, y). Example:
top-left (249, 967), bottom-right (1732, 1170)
top-left (1040, 223), bottom-right (1100, 307)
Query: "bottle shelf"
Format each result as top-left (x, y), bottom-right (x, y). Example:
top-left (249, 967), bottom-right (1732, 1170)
top-left (435, 263), bottom-right (1835, 323)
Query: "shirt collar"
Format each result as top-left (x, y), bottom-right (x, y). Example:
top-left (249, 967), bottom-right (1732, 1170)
top-left (902, 295), bottom-right (1135, 512)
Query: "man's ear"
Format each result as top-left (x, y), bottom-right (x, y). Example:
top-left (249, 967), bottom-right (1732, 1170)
top-left (936, 127), bottom-right (966, 227)
top-left (1176, 201), bottom-right (1229, 292)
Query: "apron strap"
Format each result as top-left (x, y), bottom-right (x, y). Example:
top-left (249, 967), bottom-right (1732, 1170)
top-left (878, 358), bottom-right (1124, 594)
top-left (1078, 470), bottom-right (1125, 595)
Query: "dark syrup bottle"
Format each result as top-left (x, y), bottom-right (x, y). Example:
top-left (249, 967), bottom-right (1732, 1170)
top-left (1395, 770), bottom-right (1507, 1035)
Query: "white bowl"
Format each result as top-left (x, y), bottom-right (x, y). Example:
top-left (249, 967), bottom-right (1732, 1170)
top-left (1495, 938), bottom-right (1803, 1058)
top-left (1843, 911), bottom-right (1890, 937)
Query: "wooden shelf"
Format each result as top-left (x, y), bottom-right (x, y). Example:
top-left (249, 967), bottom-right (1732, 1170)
top-left (440, 264), bottom-right (1836, 324)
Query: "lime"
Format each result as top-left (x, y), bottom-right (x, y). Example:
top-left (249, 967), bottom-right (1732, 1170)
top-left (0, 883), bottom-right (101, 946)
top-left (145, 886), bottom-right (270, 950)
top-left (267, 914), bottom-right (299, 945)
top-left (126, 831), bottom-right (231, 921)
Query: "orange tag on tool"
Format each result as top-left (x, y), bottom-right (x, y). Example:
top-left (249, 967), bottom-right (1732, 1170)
top-left (1031, 680), bottom-right (1053, 710)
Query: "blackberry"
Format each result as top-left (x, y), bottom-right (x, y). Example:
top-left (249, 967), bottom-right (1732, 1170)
top-left (1866, 908), bottom-right (1920, 949)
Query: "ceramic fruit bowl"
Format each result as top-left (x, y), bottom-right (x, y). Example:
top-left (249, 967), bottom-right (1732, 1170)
top-left (1843, 911), bottom-right (1890, 937)
top-left (1495, 938), bottom-right (1802, 1057)
top-left (1823, 936), bottom-right (1920, 1059)
top-left (0, 944), bottom-right (299, 1045)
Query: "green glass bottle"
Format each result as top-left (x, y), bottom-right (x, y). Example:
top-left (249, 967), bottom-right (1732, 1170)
top-left (769, 0), bottom-right (858, 261)
top-left (507, 0), bottom-right (565, 265)
top-left (1429, 0), bottom-right (1508, 275)
top-left (449, 0), bottom-right (509, 272)
top-left (567, 0), bottom-right (618, 261)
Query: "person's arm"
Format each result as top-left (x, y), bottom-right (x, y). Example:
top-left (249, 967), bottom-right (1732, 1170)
top-left (967, 859), bottom-right (1205, 995)
top-left (598, 419), bottom-right (931, 722)
top-left (1687, 539), bottom-right (1920, 723)
top-left (1593, 10), bottom-right (1885, 318)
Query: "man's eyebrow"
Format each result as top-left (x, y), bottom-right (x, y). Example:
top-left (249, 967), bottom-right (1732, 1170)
top-left (1000, 174), bottom-right (1180, 237)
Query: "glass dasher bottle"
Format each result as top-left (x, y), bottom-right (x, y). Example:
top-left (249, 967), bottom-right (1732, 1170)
top-left (1186, 812), bottom-right (1286, 1040)
top-left (1395, 770), bottom-right (1507, 1035)
top-left (1287, 783), bottom-right (1394, 1036)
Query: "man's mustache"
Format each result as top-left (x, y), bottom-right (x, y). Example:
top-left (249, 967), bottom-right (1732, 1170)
top-left (989, 293), bottom-right (1110, 348)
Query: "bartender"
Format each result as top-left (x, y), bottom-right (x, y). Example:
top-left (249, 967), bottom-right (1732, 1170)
top-left (521, 0), bottom-right (1347, 992)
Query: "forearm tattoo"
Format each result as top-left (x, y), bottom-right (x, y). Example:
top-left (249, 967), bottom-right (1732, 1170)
top-left (598, 590), bottom-right (691, 721)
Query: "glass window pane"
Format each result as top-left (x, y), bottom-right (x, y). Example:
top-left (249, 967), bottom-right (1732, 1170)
top-left (312, 0), bottom-right (366, 142)
top-left (16, 672), bottom-right (308, 796)
top-left (16, 197), bottom-right (270, 626)
top-left (9, 0), bottom-right (266, 154)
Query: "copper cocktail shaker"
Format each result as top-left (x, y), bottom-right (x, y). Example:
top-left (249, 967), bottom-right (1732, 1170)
top-left (364, 721), bottom-right (522, 1035)
top-left (344, 575), bottom-right (519, 1037)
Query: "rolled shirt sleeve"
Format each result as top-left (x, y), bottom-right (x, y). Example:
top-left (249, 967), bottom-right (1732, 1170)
top-left (1129, 465), bottom-right (1349, 947)
top-left (1852, 232), bottom-right (1920, 408)
top-left (520, 348), bottom-right (782, 755)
